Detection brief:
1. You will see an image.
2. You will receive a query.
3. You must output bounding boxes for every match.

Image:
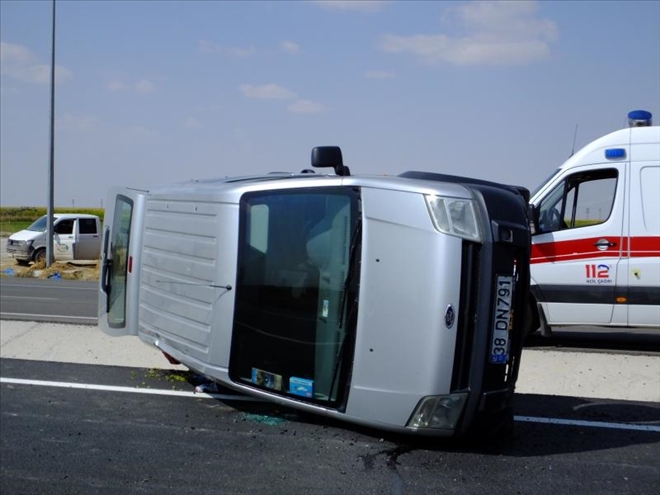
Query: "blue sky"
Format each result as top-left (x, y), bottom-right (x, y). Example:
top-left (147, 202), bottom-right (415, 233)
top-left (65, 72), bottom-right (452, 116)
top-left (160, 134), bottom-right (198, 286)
top-left (1, 0), bottom-right (659, 207)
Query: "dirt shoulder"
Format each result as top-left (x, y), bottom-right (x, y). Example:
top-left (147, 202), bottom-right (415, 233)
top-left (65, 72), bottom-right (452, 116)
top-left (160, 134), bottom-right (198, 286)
top-left (1, 259), bottom-right (100, 281)
top-left (1, 237), bottom-right (99, 281)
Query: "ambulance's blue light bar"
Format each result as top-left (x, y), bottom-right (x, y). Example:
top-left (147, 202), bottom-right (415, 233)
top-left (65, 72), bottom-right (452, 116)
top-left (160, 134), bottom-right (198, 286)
top-left (628, 110), bottom-right (652, 127)
top-left (605, 148), bottom-right (626, 159)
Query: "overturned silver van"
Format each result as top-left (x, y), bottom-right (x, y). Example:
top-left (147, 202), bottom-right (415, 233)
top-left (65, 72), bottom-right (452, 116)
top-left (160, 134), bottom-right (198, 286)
top-left (98, 147), bottom-right (530, 437)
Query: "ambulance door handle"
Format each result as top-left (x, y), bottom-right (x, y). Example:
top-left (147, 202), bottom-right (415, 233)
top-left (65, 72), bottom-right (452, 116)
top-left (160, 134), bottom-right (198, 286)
top-left (594, 238), bottom-right (616, 251)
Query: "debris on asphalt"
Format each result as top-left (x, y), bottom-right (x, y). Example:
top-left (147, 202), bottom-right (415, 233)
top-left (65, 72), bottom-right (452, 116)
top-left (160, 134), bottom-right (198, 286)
top-left (194, 382), bottom-right (220, 394)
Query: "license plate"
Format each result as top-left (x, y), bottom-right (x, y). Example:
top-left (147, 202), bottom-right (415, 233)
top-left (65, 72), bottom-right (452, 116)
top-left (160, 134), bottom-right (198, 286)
top-left (490, 275), bottom-right (513, 364)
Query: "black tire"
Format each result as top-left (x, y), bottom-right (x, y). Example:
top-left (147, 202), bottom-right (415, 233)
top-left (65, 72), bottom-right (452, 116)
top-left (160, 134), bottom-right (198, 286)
top-left (32, 248), bottom-right (46, 264)
top-left (523, 299), bottom-right (539, 338)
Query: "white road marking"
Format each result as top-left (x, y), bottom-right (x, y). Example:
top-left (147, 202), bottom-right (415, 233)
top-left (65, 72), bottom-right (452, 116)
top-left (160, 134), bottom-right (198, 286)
top-left (514, 415), bottom-right (660, 432)
top-left (2, 377), bottom-right (659, 432)
top-left (2, 296), bottom-right (58, 300)
top-left (0, 377), bottom-right (260, 401)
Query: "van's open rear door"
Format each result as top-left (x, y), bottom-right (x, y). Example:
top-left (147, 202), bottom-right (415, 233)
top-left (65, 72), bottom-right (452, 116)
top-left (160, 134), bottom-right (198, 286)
top-left (98, 187), bottom-right (147, 336)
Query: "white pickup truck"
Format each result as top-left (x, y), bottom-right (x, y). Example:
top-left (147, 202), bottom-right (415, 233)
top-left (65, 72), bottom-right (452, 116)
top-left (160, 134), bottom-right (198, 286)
top-left (6, 213), bottom-right (102, 264)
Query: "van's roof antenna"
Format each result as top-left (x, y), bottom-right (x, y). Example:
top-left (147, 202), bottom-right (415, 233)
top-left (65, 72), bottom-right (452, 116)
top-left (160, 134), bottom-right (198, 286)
top-left (570, 123), bottom-right (579, 157)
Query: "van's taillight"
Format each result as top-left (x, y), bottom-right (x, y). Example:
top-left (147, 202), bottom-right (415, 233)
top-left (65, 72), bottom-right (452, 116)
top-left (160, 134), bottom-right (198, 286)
top-left (128, 256), bottom-right (133, 273)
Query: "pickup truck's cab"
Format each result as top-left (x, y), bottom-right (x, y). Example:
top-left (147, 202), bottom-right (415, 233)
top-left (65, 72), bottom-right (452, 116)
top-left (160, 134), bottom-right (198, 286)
top-left (6, 213), bottom-right (102, 264)
top-left (527, 110), bottom-right (660, 335)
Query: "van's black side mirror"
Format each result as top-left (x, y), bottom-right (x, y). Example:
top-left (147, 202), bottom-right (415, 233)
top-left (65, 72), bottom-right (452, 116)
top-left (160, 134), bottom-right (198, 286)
top-left (528, 204), bottom-right (539, 235)
top-left (311, 146), bottom-right (350, 176)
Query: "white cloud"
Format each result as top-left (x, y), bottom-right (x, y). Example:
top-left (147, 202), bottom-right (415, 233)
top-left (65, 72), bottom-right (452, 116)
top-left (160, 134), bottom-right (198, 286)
top-left (56, 113), bottom-right (96, 132)
top-left (106, 80), bottom-right (127, 91)
top-left (448, 1), bottom-right (557, 42)
top-left (364, 70), bottom-right (396, 79)
top-left (239, 83), bottom-right (297, 100)
top-left (199, 40), bottom-right (256, 57)
top-left (280, 41), bottom-right (301, 54)
top-left (238, 84), bottom-right (325, 113)
top-left (377, 0), bottom-right (557, 66)
top-left (135, 79), bottom-right (155, 93)
top-left (315, 1), bottom-right (386, 13)
top-left (0, 41), bottom-right (73, 84)
top-left (184, 117), bottom-right (199, 128)
top-left (1, 42), bottom-right (32, 64)
top-left (288, 99), bottom-right (326, 114)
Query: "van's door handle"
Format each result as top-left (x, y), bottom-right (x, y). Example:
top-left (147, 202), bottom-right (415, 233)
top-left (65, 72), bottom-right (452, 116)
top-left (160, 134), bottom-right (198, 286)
top-left (594, 238), bottom-right (616, 250)
top-left (102, 258), bottom-right (112, 300)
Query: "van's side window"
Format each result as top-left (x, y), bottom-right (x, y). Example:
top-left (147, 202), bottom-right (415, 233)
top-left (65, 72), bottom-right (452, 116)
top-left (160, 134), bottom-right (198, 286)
top-left (537, 169), bottom-right (618, 233)
top-left (54, 219), bottom-right (74, 235)
top-left (79, 218), bottom-right (98, 235)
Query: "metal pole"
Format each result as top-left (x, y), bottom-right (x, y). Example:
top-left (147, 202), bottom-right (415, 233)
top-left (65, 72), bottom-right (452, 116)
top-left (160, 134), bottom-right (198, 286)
top-left (46, 0), bottom-right (56, 267)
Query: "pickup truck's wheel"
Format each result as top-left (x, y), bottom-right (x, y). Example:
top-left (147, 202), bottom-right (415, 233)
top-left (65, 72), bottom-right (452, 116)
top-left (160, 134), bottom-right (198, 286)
top-left (32, 248), bottom-right (46, 264)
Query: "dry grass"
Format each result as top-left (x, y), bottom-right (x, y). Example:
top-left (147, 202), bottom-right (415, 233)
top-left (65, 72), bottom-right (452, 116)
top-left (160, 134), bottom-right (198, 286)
top-left (0, 259), bottom-right (100, 281)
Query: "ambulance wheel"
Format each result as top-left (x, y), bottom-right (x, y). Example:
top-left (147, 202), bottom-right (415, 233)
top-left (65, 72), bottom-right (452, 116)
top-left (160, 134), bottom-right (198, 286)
top-left (33, 248), bottom-right (46, 264)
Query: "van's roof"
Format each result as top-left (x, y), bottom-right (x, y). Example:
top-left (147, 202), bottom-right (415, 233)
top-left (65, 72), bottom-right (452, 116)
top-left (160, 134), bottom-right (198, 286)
top-left (149, 172), bottom-right (477, 204)
top-left (53, 213), bottom-right (99, 220)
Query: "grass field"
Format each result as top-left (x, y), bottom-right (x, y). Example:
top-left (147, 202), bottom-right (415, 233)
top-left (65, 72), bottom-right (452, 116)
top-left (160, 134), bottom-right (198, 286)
top-left (0, 207), bottom-right (105, 236)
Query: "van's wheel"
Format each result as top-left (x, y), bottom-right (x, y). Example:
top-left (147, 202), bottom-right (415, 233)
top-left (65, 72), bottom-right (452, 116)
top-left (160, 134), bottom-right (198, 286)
top-left (32, 249), bottom-right (46, 264)
top-left (523, 300), bottom-right (539, 339)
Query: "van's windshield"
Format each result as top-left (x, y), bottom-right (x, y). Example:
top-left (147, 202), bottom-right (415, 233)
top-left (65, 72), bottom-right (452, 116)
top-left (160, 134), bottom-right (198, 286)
top-left (230, 187), bottom-right (361, 408)
top-left (26, 216), bottom-right (48, 232)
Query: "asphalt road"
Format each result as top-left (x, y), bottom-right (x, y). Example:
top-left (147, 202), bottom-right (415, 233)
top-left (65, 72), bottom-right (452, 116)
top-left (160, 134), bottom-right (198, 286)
top-left (0, 278), bottom-right (97, 324)
top-left (2, 358), bottom-right (659, 495)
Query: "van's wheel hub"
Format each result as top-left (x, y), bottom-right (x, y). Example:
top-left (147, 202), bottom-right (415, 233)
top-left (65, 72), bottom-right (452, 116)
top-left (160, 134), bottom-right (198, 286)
top-left (33, 249), bottom-right (46, 264)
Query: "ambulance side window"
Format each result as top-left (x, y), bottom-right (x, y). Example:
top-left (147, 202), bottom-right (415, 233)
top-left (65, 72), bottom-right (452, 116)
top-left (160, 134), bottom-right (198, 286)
top-left (537, 169), bottom-right (618, 233)
top-left (537, 182), bottom-right (565, 233)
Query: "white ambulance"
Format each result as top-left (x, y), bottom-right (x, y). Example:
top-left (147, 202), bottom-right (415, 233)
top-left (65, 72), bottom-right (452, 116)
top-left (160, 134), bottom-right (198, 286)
top-left (97, 147), bottom-right (531, 438)
top-left (527, 110), bottom-right (660, 336)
